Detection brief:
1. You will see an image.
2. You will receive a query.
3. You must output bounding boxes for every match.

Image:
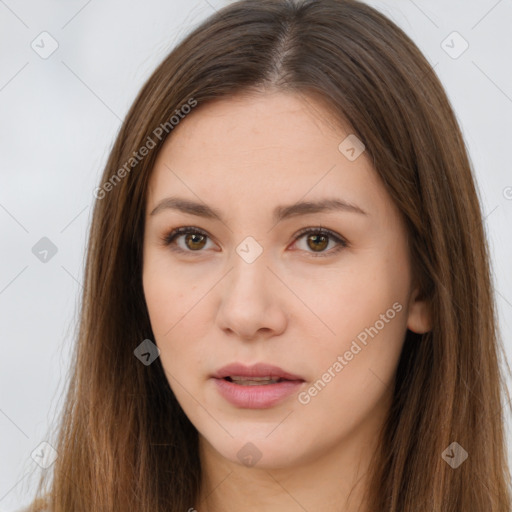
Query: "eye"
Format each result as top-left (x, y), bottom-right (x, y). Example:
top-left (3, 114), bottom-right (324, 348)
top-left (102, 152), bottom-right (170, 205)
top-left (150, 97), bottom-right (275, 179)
top-left (161, 226), bottom-right (215, 254)
top-left (161, 225), bottom-right (348, 257)
top-left (292, 227), bottom-right (348, 257)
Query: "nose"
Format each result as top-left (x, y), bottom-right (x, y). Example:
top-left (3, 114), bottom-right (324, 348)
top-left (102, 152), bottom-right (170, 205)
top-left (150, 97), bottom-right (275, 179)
top-left (215, 251), bottom-right (288, 341)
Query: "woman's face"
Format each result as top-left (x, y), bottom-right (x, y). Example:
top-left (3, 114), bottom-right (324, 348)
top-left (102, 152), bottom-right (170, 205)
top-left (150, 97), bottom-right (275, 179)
top-left (142, 91), bottom-right (429, 469)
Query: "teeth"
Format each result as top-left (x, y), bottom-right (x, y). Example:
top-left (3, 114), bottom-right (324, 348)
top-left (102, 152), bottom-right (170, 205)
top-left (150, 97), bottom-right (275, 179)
top-left (228, 376), bottom-right (281, 385)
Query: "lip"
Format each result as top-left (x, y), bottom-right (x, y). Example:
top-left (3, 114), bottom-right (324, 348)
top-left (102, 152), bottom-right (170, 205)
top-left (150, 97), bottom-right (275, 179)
top-left (211, 362), bottom-right (305, 409)
top-left (211, 362), bottom-right (305, 381)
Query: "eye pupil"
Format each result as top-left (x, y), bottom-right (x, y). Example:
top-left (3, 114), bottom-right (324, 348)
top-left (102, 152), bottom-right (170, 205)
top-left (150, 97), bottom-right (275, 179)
top-left (185, 233), bottom-right (207, 250)
top-left (307, 234), bottom-right (328, 252)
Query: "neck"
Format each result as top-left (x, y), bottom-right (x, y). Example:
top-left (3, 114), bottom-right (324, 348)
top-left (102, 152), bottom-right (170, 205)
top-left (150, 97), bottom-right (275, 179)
top-left (194, 416), bottom-right (384, 512)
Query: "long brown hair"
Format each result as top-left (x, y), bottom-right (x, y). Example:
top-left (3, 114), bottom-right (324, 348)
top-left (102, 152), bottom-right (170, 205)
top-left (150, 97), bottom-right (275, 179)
top-left (28, 0), bottom-right (511, 510)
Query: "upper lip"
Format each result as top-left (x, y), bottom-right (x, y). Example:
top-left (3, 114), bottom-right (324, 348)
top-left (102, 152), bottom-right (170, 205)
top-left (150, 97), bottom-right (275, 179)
top-left (212, 362), bottom-right (305, 381)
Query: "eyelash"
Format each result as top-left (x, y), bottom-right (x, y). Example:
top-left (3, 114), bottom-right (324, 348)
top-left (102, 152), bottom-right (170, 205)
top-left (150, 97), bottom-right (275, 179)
top-left (160, 225), bottom-right (348, 258)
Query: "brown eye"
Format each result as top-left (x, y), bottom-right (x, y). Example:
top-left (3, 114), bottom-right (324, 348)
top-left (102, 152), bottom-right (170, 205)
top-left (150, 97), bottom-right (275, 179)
top-left (294, 227), bottom-right (347, 257)
top-left (306, 233), bottom-right (329, 252)
top-left (163, 226), bottom-right (347, 258)
top-left (162, 227), bottom-right (213, 254)
top-left (184, 233), bottom-right (207, 250)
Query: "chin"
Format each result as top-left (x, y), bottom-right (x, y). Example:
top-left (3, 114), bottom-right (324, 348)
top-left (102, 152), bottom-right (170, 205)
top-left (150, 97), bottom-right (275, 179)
top-left (202, 429), bottom-right (309, 470)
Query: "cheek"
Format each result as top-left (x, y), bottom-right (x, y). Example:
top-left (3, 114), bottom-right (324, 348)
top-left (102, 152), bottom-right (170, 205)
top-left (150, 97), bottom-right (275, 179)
top-left (142, 256), bottom-right (211, 390)
top-left (293, 249), bottom-right (410, 398)
top-left (300, 284), bottom-right (407, 384)
top-left (296, 296), bottom-right (407, 440)
top-left (142, 252), bottom-right (201, 336)
top-left (290, 253), bottom-right (408, 345)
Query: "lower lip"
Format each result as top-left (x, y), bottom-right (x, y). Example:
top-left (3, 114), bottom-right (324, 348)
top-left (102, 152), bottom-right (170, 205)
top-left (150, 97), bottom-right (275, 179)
top-left (212, 378), bottom-right (304, 409)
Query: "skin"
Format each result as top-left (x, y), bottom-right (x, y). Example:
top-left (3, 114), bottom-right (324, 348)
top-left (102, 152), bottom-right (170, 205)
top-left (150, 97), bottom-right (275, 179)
top-left (142, 90), bottom-right (431, 512)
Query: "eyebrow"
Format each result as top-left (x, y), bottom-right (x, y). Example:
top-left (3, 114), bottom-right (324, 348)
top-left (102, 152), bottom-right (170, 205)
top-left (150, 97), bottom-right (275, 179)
top-left (150, 196), bottom-right (367, 223)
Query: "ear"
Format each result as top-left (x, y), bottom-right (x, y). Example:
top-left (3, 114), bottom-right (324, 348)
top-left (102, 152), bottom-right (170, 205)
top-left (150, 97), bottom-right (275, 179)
top-left (406, 286), bottom-right (432, 334)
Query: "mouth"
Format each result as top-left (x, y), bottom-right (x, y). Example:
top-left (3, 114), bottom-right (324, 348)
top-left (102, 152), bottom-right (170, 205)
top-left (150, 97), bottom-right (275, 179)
top-left (222, 376), bottom-right (293, 385)
top-left (211, 363), bottom-right (305, 408)
top-left (211, 362), bottom-right (305, 382)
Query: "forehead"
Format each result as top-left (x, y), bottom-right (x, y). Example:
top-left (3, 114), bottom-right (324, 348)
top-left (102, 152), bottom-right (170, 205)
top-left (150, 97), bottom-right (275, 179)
top-left (156, 91), bottom-right (349, 166)
top-left (146, 91), bottom-right (388, 220)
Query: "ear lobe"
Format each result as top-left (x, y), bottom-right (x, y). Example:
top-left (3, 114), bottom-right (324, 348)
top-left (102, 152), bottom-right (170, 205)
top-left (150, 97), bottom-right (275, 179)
top-left (406, 287), bottom-right (432, 334)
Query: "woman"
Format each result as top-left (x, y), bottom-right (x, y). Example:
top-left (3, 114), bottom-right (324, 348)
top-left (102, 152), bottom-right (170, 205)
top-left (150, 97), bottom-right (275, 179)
top-left (22, 0), bottom-right (512, 510)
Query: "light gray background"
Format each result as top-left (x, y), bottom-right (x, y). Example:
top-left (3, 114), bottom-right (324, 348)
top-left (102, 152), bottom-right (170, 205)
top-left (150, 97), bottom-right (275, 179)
top-left (1, 0), bottom-right (511, 509)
